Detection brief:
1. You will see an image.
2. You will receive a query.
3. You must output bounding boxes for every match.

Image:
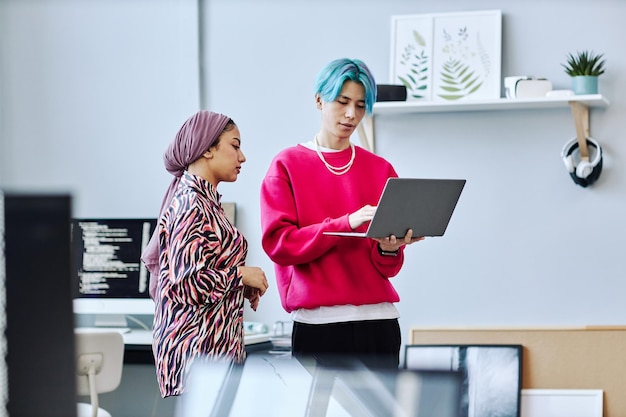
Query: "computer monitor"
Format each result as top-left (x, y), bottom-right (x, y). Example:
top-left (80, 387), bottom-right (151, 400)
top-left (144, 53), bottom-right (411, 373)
top-left (71, 218), bottom-right (157, 328)
top-left (2, 192), bottom-right (77, 417)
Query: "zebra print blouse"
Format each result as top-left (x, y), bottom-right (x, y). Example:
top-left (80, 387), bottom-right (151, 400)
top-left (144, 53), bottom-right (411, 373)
top-left (152, 172), bottom-right (248, 397)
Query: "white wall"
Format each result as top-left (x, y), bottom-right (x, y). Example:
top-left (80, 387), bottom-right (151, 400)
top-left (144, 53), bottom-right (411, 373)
top-left (0, 0), bottom-right (200, 217)
top-left (204, 0), bottom-right (626, 339)
top-left (1, 0), bottom-right (625, 351)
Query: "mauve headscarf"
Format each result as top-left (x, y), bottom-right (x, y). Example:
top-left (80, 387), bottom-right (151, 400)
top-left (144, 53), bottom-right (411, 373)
top-left (141, 110), bottom-right (231, 299)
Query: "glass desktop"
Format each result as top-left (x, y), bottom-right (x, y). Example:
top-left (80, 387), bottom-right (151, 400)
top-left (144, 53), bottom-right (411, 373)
top-left (177, 353), bottom-right (463, 417)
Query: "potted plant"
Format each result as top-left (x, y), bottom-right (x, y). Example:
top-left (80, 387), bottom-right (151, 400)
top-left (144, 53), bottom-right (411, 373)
top-left (562, 50), bottom-right (606, 95)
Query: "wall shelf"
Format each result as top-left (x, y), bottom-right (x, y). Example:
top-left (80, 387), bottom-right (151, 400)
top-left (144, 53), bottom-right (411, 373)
top-left (356, 94), bottom-right (610, 152)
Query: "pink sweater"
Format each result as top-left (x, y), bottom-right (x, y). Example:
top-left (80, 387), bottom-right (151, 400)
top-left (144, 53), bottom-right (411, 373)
top-left (260, 144), bottom-right (405, 313)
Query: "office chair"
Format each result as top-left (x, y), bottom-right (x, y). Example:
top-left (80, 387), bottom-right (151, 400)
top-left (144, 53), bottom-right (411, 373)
top-left (75, 329), bottom-right (125, 417)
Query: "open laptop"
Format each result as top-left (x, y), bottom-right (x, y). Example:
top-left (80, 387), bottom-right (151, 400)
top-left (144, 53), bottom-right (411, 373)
top-left (323, 178), bottom-right (466, 238)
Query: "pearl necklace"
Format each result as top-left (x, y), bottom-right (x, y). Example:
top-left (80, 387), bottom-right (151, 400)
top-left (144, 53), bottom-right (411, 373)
top-left (313, 135), bottom-right (355, 175)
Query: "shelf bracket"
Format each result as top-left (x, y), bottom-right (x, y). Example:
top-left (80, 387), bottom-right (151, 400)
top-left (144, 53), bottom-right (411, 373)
top-left (569, 101), bottom-right (590, 159)
top-left (356, 116), bottom-right (374, 153)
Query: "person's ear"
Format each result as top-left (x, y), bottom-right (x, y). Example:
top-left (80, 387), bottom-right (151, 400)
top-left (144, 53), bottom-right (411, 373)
top-left (315, 94), bottom-right (323, 109)
top-left (203, 150), bottom-right (213, 159)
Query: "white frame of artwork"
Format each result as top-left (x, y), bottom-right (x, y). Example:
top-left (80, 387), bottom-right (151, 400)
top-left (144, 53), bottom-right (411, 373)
top-left (520, 389), bottom-right (603, 417)
top-left (390, 9), bottom-right (502, 102)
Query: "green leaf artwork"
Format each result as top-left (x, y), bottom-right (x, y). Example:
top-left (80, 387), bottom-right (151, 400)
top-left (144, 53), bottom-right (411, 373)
top-left (438, 59), bottom-right (483, 100)
top-left (397, 30), bottom-right (429, 99)
top-left (436, 27), bottom-right (489, 101)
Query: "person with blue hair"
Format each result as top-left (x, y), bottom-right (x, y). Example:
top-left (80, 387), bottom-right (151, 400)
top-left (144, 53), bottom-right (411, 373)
top-left (260, 58), bottom-right (423, 369)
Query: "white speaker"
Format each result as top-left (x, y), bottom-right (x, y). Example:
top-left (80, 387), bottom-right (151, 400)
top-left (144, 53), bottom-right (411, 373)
top-left (561, 136), bottom-right (603, 187)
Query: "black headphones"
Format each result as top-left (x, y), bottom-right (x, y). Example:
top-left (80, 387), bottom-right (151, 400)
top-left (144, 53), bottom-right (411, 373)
top-left (560, 136), bottom-right (603, 187)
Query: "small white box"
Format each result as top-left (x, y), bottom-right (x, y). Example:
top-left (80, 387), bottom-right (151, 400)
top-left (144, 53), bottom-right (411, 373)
top-left (515, 79), bottom-right (552, 98)
top-left (504, 75), bottom-right (530, 98)
top-left (504, 76), bottom-right (552, 98)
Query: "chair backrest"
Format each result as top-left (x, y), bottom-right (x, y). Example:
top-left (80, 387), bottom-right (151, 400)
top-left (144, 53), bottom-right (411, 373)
top-left (75, 329), bottom-right (125, 395)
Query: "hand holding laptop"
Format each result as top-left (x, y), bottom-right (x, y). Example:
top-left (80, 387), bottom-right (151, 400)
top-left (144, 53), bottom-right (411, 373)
top-left (374, 228), bottom-right (426, 251)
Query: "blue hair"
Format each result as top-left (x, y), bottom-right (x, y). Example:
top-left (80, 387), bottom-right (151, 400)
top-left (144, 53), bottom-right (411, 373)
top-left (313, 58), bottom-right (377, 116)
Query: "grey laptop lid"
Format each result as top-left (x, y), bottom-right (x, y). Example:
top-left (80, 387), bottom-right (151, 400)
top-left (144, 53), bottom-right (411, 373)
top-left (324, 178), bottom-right (466, 238)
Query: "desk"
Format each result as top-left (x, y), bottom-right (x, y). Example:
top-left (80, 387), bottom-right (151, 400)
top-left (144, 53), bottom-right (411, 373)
top-left (76, 327), bottom-right (273, 364)
top-left (177, 353), bottom-right (463, 417)
top-left (117, 328), bottom-right (272, 346)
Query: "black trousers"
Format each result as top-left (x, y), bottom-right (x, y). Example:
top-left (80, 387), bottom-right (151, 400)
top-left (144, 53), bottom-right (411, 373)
top-left (291, 319), bottom-right (401, 370)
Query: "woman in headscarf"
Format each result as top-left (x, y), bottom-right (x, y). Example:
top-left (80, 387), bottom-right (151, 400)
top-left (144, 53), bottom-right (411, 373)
top-left (142, 110), bottom-right (269, 398)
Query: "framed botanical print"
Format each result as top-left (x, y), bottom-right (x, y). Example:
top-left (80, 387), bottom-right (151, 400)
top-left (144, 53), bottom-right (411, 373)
top-left (390, 10), bottom-right (502, 101)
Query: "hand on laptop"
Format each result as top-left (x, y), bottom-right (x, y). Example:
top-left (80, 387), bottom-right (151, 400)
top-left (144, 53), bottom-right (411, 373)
top-left (348, 204), bottom-right (377, 230)
top-left (374, 228), bottom-right (425, 252)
